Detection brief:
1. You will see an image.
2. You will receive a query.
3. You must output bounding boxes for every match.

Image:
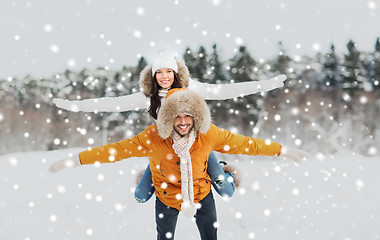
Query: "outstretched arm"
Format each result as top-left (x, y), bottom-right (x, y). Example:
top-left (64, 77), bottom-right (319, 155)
top-left (211, 124), bottom-right (309, 163)
top-left (188, 75), bottom-right (286, 100)
top-left (53, 91), bottom-right (149, 112)
top-left (49, 127), bottom-right (155, 173)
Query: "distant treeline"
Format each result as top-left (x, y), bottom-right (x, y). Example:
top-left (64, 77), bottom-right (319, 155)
top-left (1, 38), bottom-right (379, 156)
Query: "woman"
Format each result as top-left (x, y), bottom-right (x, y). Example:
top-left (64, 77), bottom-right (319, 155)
top-left (53, 49), bottom-right (287, 202)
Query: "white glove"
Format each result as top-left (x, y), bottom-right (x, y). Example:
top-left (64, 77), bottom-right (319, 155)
top-left (259, 74), bottom-right (286, 92)
top-left (281, 146), bottom-right (310, 163)
top-left (49, 155), bottom-right (81, 173)
top-left (53, 98), bottom-right (81, 112)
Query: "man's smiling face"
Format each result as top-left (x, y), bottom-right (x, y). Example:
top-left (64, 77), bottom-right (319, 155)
top-left (173, 113), bottom-right (194, 136)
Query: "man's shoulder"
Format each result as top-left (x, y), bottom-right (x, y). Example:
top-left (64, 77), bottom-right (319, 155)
top-left (204, 124), bottom-right (223, 135)
top-left (142, 125), bottom-right (160, 136)
top-left (145, 124), bottom-right (158, 131)
top-left (132, 125), bottom-right (162, 144)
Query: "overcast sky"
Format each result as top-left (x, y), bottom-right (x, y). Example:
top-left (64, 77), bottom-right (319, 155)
top-left (1, 0), bottom-right (379, 79)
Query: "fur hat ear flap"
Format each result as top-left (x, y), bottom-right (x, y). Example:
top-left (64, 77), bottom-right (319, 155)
top-left (157, 89), bottom-right (211, 139)
top-left (139, 65), bottom-right (154, 97)
top-left (175, 59), bottom-right (190, 89)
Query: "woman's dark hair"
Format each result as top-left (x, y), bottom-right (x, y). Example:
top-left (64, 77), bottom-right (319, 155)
top-left (148, 72), bottom-right (182, 120)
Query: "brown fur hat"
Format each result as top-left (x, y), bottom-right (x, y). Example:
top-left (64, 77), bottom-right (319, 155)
top-left (139, 59), bottom-right (190, 97)
top-left (156, 88), bottom-right (211, 139)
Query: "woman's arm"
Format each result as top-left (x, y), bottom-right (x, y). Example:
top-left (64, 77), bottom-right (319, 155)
top-left (188, 75), bottom-right (286, 100)
top-left (53, 91), bottom-right (149, 112)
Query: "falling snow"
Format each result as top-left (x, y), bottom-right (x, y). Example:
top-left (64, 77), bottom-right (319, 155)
top-left (1, 0), bottom-right (380, 239)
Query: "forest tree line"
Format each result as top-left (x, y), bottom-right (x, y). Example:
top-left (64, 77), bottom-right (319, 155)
top-left (1, 38), bottom-right (379, 156)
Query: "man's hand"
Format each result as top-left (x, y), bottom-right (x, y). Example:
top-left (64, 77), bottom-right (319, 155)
top-left (49, 155), bottom-right (81, 173)
top-left (281, 146), bottom-right (310, 163)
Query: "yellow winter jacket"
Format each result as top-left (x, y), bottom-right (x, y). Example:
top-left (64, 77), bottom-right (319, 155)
top-left (79, 124), bottom-right (282, 211)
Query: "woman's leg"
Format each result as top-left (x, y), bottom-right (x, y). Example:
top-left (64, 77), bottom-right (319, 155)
top-left (134, 164), bottom-right (155, 203)
top-left (207, 152), bottom-right (235, 198)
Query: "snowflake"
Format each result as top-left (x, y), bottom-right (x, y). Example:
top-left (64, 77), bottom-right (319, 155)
top-left (50, 44), bottom-right (59, 53)
top-left (161, 182), bottom-right (168, 189)
top-left (292, 188), bottom-right (300, 196)
top-left (44, 23), bottom-right (53, 32)
top-left (56, 185), bottom-right (66, 194)
top-left (367, 1), bottom-right (377, 9)
top-left (97, 174), bottom-right (104, 181)
top-left (95, 195), bottom-right (103, 202)
top-left (263, 209), bottom-right (271, 216)
top-left (355, 179), bottom-right (365, 190)
top-left (136, 7), bottom-right (145, 16)
top-left (235, 212), bottom-right (242, 219)
top-left (114, 203), bottom-right (125, 212)
top-left (9, 157), bottom-right (18, 166)
top-left (67, 59), bottom-right (76, 68)
top-left (133, 30), bottom-right (142, 39)
top-left (86, 229), bottom-right (94, 236)
top-left (49, 215), bottom-right (57, 222)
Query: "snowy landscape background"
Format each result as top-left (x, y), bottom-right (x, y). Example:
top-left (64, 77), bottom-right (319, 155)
top-left (1, 150), bottom-right (379, 239)
top-left (1, 0), bottom-right (380, 239)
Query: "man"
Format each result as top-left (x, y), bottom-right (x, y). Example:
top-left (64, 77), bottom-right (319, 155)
top-left (49, 88), bottom-right (309, 239)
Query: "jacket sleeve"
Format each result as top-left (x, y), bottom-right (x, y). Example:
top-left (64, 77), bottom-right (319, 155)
top-left (211, 125), bottom-right (282, 156)
top-left (53, 91), bottom-right (149, 112)
top-left (78, 127), bottom-right (153, 165)
top-left (188, 75), bottom-right (286, 100)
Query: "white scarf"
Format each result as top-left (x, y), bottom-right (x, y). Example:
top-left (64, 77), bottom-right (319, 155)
top-left (172, 128), bottom-right (197, 217)
top-left (159, 88), bottom-right (169, 99)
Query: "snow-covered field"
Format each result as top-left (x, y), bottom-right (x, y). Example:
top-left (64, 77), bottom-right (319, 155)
top-left (0, 149), bottom-right (379, 239)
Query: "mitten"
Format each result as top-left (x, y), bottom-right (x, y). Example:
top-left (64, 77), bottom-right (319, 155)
top-left (49, 155), bottom-right (81, 173)
top-left (281, 146), bottom-right (310, 163)
top-left (53, 98), bottom-right (81, 112)
top-left (259, 74), bottom-right (286, 92)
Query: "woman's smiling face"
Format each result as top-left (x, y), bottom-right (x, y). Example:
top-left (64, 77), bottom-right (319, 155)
top-left (155, 68), bottom-right (175, 89)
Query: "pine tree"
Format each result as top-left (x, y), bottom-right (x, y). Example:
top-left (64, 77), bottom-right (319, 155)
top-left (371, 37), bottom-right (380, 90)
top-left (340, 39), bottom-right (370, 114)
top-left (341, 39), bottom-right (365, 91)
top-left (131, 57), bottom-right (147, 84)
top-left (183, 47), bottom-right (197, 75)
top-left (193, 46), bottom-right (209, 81)
top-left (209, 44), bottom-right (227, 84)
top-left (224, 46), bottom-right (261, 132)
top-left (272, 41), bottom-right (291, 75)
top-left (320, 43), bottom-right (342, 89)
top-left (206, 44), bottom-right (229, 126)
top-left (229, 45), bottom-right (256, 82)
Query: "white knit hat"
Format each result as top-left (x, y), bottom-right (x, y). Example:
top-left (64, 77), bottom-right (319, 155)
top-left (151, 49), bottom-right (178, 76)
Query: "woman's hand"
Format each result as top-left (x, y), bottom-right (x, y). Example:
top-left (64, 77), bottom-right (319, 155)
top-left (53, 98), bottom-right (80, 112)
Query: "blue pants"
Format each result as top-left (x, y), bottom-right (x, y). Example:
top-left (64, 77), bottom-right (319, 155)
top-left (155, 191), bottom-right (217, 240)
top-left (135, 152), bottom-right (235, 203)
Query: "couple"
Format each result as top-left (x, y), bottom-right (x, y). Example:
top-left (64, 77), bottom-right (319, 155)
top-left (50, 50), bottom-right (309, 239)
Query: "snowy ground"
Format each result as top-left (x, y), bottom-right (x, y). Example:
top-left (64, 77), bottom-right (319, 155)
top-left (0, 149), bottom-right (379, 240)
